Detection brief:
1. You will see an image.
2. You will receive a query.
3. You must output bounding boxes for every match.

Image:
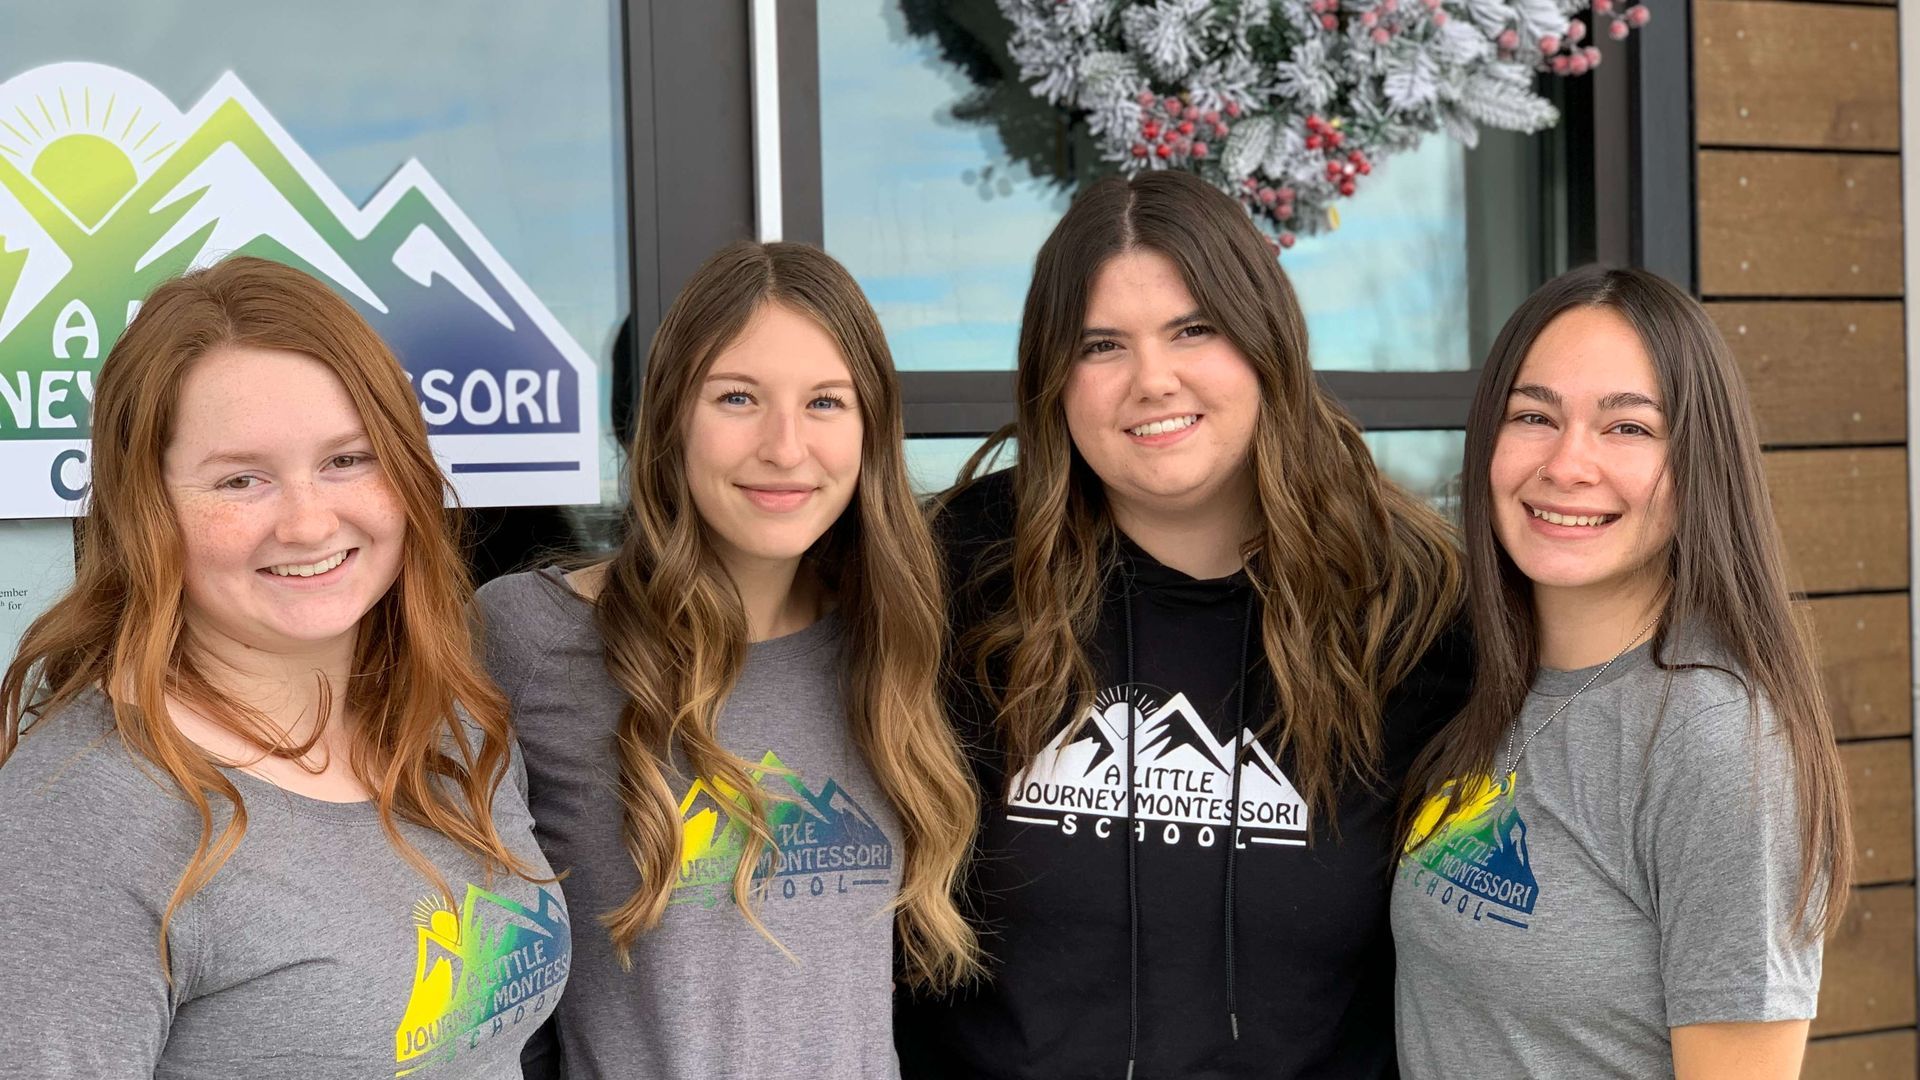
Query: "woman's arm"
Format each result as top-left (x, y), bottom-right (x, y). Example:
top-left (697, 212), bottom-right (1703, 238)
top-left (1671, 1019), bottom-right (1809, 1080)
top-left (0, 754), bottom-right (181, 1077)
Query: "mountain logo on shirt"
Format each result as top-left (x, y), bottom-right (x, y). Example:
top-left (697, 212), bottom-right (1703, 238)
top-left (1398, 772), bottom-right (1539, 930)
top-left (394, 883), bottom-right (572, 1074)
top-left (673, 750), bottom-right (895, 908)
top-left (1003, 686), bottom-right (1310, 849)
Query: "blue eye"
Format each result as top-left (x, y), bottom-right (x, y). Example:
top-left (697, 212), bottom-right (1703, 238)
top-left (717, 388), bottom-right (754, 407)
top-left (809, 394), bottom-right (849, 411)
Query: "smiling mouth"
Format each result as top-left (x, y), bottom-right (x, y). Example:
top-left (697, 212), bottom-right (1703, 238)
top-left (262, 550), bottom-right (352, 578)
top-left (738, 485), bottom-right (816, 511)
top-left (1126, 414), bottom-right (1199, 438)
top-left (1527, 505), bottom-right (1620, 528)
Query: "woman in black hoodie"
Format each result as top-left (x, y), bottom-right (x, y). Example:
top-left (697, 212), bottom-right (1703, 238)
top-left (895, 169), bottom-right (1470, 1079)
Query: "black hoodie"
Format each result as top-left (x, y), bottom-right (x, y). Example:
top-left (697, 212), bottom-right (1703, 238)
top-left (896, 469), bottom-right (1471, 1080)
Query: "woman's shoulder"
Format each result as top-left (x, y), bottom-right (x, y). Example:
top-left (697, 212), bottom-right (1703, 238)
top-left (930, 467), bottom-right (1017, 551)
top-left (476, 566), bottom-right (587, 622)
top-left (474, 568), bottom-right (596, 657)
top-left (0, 696), bottom-right (206, 869)
top-left (1618, 636), bottom-right (1782, 763)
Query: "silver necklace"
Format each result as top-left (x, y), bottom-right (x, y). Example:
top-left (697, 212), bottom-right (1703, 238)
top-left (1502, 616), bottom-right (1658, 776)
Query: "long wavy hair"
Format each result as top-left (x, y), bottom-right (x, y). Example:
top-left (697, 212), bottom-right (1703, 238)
top-left (1403, 265), bottom-right (1852, 936)
top-left (0, 255), bottom-right (536, 974)
top-left (593, 241), bottom-right (980, 989)
top-left (955, 169), bottom-right (1464, 819)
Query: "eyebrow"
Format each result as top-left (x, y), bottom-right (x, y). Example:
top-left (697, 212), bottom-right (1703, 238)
top-left (1598, 391), bottom-right (1663, 412)
top-left (704, 372), bottom-right (855, 392)
top-left (197, 430), bottom-right (369, 469)
top-left (1082, 310), bottom-right (1207, 338)
top-left (1510, 384), bottom-right (1663, 413)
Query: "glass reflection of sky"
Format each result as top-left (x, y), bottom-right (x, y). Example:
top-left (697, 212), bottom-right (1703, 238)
top-left (821, 0), bottom-right (1470, 373)
top-left (2, 0), bottom-right (629, 502)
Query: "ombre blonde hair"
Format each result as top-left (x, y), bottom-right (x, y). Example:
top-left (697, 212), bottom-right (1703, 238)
top-left (0, 256), bottom-right (538, 975)
top-left (592, 241), bottom-right (981, 990)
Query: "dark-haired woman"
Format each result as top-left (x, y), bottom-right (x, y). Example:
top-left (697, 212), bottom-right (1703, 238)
top-left (895, 169), bottom-right (1470, 1077)
top-left (478, 241), bottom-right (980, 1079)
top-left (1393, 266), bottom-right (1849, 1079)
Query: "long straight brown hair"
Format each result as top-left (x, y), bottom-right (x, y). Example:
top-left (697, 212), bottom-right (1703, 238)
top-left (0, 256), bottom-right (538, 973)
top-left (592, 241), bottom-right (981, 989)
top-left (956, 169), bottom-right (1464, 819)
top-left (1403, 264), bottom-right (1852, 936)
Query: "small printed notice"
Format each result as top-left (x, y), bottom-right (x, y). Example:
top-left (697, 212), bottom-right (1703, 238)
top-left (0, 519), bottom-right (73, 664)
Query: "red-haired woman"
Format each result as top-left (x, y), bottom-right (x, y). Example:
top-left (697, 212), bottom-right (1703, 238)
top-left (0, 256), bottom-right (567, 1078)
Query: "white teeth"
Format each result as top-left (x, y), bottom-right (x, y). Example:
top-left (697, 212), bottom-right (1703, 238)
top-left (1529, 507), bottom-right (1615, 528)
top-left (1128, 414), bottom-right (1198, 437)
top-left (266, 551), bottom-right (349, 578)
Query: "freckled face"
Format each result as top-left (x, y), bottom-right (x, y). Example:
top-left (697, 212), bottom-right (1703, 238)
top-left (1064, 249), bottom-right (1262, 525)
top-left (163, 346), bottom-right (407, 656)
top-left (1489, 306), bottom-right (1677, 602)
top-left (681, 302), bottom-right (864, 574)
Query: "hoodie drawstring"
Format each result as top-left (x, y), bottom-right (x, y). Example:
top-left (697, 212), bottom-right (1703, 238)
top-left (1123, 585), bottom-right (1140, 1080)
top-left (1121, 584), bottom-right (1260, 1075)
top-left (1223, 590), bottom-right (1256, 1042)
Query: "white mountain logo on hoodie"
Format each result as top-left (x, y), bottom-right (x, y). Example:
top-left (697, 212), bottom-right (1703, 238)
top-left (1005, 688), bottom-right (1310, 848)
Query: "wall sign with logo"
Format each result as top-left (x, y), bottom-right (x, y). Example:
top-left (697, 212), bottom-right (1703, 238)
top-left (0, 62), bottom-right (600, 516)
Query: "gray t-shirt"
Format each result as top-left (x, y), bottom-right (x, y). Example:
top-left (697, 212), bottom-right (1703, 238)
top-left (1391, 639), bottom-right (1821, 1078)
top-left (476, 568), bottom-right (904, 1080)
top-left (0, 692), bottom-right (570, 1079)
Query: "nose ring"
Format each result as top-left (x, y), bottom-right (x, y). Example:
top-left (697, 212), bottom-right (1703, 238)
top-left (1536, 466), bottom-right (1548, 483)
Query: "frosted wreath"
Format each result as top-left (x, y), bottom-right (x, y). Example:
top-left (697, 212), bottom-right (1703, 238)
top-left (997, 0), bottom-right (1650, 247)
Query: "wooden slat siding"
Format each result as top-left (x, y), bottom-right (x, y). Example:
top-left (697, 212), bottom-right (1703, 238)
top-left (1695, 1), bottom-right (1899, 151)
top-left (1809, 594), bottom-right (1913, 740)
top-left (1698, 151), bottom-right (1903, 297)
top-left (1707, 302), bottom-right (1906, 446)
top-left (1843, 739), bottom-right (1915, 885)
top-left (1764, 449), bottom-right (1909, 593)
top-left (1802, 1030), bottom-right (1917, 1080)
top-left (1815, 884), bottom-right (1917, 1037)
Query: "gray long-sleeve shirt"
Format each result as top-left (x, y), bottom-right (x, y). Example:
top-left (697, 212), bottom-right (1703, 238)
top-left (476, 568), bottom-right (904, 1080)
top-left (0, 692), bottom-right (569, 1079)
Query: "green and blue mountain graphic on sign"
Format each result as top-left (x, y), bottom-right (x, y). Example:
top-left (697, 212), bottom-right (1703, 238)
top-left (0, 62), bottom-right (598, 514)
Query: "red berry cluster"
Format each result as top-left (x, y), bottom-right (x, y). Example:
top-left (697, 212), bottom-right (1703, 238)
top-left (1239, 176), bottom-right (1298, 247)
top-left (1130, 91), bottom-right (1236, 164)
top-left (1237, 115), bottom-right (1373, 251)
top-left (1517, 3), bottom-right (1649, 72)
top-left (1595, 0), bottom-right (1653, 41)
top-left (1312, 0), bottom-right (1448, 41)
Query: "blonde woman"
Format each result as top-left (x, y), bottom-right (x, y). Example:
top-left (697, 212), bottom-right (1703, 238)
top-left (0, 257), bottom-right (567, 1078)
top-left (478, 241), bottom-right (979, 1079)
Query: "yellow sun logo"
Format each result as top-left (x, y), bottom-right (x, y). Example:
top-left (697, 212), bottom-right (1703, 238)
top-left (0, 64), bottom-right (182, 232)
